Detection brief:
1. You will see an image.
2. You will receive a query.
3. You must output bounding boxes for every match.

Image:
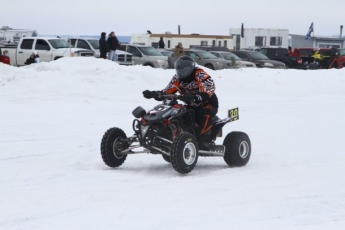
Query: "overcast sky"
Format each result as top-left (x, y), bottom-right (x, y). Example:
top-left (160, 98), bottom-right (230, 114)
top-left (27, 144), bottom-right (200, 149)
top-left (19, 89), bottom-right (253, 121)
top-left (3, 0), bottom-right (345, 37)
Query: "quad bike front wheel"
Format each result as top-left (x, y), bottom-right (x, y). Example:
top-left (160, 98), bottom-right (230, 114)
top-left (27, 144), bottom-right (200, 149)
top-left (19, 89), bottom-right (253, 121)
top-left (170, 132), bottom-right (199, 174)
top-left (223, 131), bottom-right (251, 167)
top-left (162, 154), bottom-right (171, 163)
top-left (100, 127), bottom-right (128, 168)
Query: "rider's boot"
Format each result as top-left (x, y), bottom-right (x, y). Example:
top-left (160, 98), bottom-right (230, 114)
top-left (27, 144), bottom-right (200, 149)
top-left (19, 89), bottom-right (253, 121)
top-left (198, 132), bottom-right (211, 151)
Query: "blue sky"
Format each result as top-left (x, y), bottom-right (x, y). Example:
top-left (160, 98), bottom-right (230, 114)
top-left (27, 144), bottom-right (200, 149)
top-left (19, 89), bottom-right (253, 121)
top-left (3, 0), bottom-right (345, 37)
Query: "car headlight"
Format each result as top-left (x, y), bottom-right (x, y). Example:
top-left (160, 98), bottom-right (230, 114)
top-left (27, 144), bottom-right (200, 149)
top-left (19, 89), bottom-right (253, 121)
top-left (216, 61), bottom-right (224, 67)
top-left (156, 59), bottom-right (165, 64)
top-left (264, 62), bottom-right (274, 67)
top-left (237, 62), bottom-right (244, 67)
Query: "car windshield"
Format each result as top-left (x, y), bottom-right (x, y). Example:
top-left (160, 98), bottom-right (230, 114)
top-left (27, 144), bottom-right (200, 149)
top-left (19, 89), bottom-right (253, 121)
top-left (248, 52), bottom-right (269, 60)
top-left (198, 51), bottom-right (218, 59)
top-left (48, 39), bottom-right (70, 49)
top-left (339, 49), bottom-right (345, 56)
top-left (220, 52), bottom-right (241, 60)
top-left (161, 51), bottom-right (173, 57)
top-left (88, 40), bottom-right (99, 49)
top-left (138, 47), bottom-right (163, 56)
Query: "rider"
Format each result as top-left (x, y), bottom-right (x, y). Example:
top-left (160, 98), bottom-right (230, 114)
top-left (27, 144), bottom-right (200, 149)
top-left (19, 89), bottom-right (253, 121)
top-left (142, 55), bottom-right (219, 150)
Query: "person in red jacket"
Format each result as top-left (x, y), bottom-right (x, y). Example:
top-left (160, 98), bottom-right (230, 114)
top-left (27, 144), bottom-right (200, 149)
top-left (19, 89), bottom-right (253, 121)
top-left (0, 50), bottom-right (10, 65)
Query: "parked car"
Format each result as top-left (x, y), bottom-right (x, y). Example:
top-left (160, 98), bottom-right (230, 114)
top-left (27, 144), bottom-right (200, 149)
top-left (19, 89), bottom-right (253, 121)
top-left (231, 50), bottom-right (286, 68)
top-left (209, 51), bottom-right (256, 68)
top-left (156, 48), bottom-right (175, 69)
top-left (189, 45), bottom-right (231, 52)
top-left (240, 47), bottom-right (261, 51)
top-left (68, 37), bottom-right (133, 65)
top-left (119, 44), bottom-right (169, 69)
top-left (183, 50), bottom-right (233, 70)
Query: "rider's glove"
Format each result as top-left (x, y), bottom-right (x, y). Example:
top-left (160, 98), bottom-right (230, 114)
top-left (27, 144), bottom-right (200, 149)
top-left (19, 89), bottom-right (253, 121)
top-left (142, 90), bottom-right (163, 101)
top-left (143, 90), bottom-right (154, 99)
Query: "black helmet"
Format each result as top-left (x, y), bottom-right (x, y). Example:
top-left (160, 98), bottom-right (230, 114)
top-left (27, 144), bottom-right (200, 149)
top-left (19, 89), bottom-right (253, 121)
top-left (174, 55), bottom-right (195, 79)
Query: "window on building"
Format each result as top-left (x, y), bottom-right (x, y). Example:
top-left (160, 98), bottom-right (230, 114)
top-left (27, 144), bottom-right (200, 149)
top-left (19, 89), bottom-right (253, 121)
top-left (201, 41), bottom-right (208, 46)
top-left (255, 36), bottom-right (266, 47)
top-left (218, 41), bottom-right (221, 46)
top-left (212, 40), bottom-right (215, 46)
top-left (270, 37), bottom-right (282, 46)
top-left (224, 40), bottom-right (227, 47)
top-left (168, 40), bottom-right (170, 48)
top-left (318, 43), bottom-right (340, 48)
top-left (151, 42), bottom-right (159, 48)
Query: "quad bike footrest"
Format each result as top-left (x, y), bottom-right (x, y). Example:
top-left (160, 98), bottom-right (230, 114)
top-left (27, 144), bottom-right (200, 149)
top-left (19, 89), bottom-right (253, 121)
top-left (209, 145), bottom-right (225, 153)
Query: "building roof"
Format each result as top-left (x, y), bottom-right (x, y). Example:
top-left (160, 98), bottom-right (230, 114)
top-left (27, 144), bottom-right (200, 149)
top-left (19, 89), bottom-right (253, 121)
top-left (144, 33), bottom-right (233, 39)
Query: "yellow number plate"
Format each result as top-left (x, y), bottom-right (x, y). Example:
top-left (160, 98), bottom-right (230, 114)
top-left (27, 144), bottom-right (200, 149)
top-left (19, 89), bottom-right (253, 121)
top-left (228, 108), bottom-right (239, 122)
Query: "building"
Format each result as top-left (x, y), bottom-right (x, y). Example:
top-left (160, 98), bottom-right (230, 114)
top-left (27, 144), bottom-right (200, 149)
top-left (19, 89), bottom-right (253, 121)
top-left (290, 34), bottom-right (345, 49)
top-left (0, 26), bottom-right (38, 44)
top-left (130, 33), bottom-right (233, 50)
top-left (229, 28), bottom-right (289, 50)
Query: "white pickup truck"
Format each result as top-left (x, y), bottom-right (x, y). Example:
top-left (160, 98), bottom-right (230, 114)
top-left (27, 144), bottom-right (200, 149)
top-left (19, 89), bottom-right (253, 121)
top-left (0, 36), bottom-right (94, 66)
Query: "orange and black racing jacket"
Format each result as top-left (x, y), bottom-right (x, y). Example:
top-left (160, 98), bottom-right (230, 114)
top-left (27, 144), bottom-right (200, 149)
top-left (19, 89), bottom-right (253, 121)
top-left (162, 67), bottom-right (219, 108)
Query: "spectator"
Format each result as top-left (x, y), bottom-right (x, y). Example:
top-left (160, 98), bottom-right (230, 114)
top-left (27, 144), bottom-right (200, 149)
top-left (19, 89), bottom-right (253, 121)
top-left (107, 31), bottom-right (120, 62)
top-left (99, 32), bottom-right (109, 59)
top-left (158, 37), bottom-right (165, 48)
top-left (24, 53), bottom-right (36, 65)
top-left (173, 42), bottom-right (184, 61)
top-left (33, 51), bottom-right (40, 63)
top-left (288, 46), bottom-right (293, 56)
top-left (0, 50), bottom-right (10, 65)
top-left (293, 48), bottom-right (300, 57)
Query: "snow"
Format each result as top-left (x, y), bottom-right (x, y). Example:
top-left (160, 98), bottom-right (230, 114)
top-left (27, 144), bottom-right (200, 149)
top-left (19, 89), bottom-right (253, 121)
top-left (1, 58), bottom-right (345, 230)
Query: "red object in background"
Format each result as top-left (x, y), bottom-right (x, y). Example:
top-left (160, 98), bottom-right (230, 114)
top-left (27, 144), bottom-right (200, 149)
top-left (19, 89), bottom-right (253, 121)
top-left (0, 55), bottom-right (10, 65)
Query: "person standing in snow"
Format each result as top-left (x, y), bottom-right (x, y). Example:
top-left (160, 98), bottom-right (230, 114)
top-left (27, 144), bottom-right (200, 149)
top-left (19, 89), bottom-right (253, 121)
top-left (99, 32), bottom-right (109, 59)
top-left (173, 42), bottom-right (184, 61)
top-left (107, 31), bottom-right (119, 62)
top-left (158, 37), bottom-right (165, 48)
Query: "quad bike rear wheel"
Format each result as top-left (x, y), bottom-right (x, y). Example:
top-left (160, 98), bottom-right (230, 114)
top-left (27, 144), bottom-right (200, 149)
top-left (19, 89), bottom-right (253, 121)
top-left (100, 127), bottom-right (128, 167)
top-left (223, 131), bottom-right (251, 167)
top-left (170, 132), bottom-right (199, 174)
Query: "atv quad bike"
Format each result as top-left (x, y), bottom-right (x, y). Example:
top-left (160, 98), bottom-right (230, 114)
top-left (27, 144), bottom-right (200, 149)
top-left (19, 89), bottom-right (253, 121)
top-left (100, 94), bottom-right (251, 174)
